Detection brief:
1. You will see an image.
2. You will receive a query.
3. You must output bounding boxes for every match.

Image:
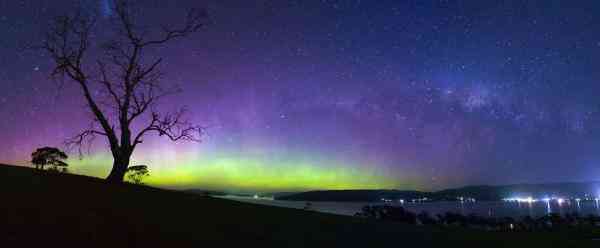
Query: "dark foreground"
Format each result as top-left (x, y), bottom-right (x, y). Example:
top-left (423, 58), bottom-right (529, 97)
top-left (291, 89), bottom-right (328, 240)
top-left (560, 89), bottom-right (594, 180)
top-left (0, 164), bottom-right (598, 247)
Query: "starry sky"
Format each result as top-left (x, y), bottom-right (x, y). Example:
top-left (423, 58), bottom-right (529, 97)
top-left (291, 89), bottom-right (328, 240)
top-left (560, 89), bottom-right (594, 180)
top-left (2, 0), bottom-right (600, 192)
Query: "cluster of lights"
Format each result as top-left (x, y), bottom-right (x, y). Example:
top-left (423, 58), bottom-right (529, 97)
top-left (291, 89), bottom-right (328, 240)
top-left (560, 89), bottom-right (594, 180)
top-left (503, 197), bottom-right (538, 203)
top-left (379, 198), bottom-right (430, 203)
top-left (503, 196), bottom-right (600, 204)
top-left (457, 196), bottom-right (477, 203)
top-left (380, 195), bottom-right (600, 204)
top-left (412, 197), bottom-right (429, 203)
top-left (251, 194), bottom-right (274, 200)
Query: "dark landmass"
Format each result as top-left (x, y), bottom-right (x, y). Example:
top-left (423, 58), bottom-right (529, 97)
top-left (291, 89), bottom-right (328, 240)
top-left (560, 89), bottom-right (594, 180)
top-left (181, 189), bottom-right (228, 196)
top-left (276, 182), bottom-right (600, 202)
top-left (270, 191), bottom-right (299, 198)
top-left (0, 163), bottom-right (598, 247)
top-left (275, 190), bottom-right (427, 202)
top-left (434, 183), bottom-right (595, 201)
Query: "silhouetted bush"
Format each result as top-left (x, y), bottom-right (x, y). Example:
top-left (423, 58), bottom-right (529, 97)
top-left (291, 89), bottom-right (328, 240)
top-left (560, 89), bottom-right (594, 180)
top-left (125, 165), bottom-right (150, 185)
top-left (355, 204), bottom-right (600, 231)
top-left (354, 205), bottom-right (416, 224)
top-left (416, 211), bottom-right (437, 225)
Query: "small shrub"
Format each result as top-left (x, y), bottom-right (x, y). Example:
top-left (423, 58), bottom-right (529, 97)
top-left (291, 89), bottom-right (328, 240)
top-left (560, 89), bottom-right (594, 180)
top-left (125, 165), bottom-right (150, 185)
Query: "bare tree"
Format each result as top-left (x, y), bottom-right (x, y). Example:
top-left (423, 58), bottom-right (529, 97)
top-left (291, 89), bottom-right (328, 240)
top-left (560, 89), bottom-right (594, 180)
top-left (41, 0), bottom-right (206, 182)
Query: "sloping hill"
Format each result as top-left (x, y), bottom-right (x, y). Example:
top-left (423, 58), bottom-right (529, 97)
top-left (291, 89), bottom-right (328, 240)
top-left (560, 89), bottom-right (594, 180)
top-left (0, 164), bottom-right (596, 247)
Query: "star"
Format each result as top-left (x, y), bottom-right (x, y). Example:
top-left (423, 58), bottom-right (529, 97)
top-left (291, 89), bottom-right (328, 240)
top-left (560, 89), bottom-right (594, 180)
top-left (2, 0), bottom-right (600, 191)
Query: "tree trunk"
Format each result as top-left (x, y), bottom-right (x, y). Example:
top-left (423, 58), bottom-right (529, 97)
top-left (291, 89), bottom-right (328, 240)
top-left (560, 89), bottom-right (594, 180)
top-left (106, 154), bottom-right (130, 183)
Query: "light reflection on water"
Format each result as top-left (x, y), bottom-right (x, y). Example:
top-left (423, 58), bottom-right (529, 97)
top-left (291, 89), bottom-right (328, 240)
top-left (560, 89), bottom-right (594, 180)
top-left (220, 196), bottom-right (600, 218)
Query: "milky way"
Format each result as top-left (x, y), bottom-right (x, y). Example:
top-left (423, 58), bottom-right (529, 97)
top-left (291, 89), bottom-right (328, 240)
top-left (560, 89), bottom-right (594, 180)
top-left (1, 1), bottom-right (600, 191)
top-left (100, 0), bottom-right (112, 17)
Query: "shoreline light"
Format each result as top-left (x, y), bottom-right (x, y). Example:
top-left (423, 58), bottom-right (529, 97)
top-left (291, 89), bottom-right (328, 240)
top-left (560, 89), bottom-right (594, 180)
top-left (503, 197), bottom-right (537, 203)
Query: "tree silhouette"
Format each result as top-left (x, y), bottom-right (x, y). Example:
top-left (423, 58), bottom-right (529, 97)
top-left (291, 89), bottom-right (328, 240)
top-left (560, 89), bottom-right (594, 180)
top-left (31, 147), bottom-right (69, 171)
top-left (125, 165), bottom-right (149, 185)
top-left (41, 0), bottom-right (206, 182)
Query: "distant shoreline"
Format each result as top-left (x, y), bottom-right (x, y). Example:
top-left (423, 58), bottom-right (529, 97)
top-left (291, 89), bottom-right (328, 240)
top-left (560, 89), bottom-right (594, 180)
top-left (268, 182), bottom-right (600, 202)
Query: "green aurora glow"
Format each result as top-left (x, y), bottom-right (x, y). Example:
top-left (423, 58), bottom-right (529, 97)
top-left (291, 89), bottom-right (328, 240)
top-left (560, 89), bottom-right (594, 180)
top-left (67, 150), bottom-right (410, 192)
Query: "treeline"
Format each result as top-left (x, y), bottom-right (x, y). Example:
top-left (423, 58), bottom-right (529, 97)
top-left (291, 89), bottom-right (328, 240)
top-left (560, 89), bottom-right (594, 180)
top-left (355, 205), bottom-right (600, 231)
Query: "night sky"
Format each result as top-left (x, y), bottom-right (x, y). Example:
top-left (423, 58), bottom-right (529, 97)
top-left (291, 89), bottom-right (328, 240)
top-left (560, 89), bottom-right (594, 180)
top-left (2, 0), bottom-right (600, 192)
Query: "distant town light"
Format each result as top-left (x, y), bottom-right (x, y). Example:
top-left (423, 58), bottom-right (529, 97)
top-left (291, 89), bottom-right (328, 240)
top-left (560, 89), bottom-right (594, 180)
top-left (503, 197), bottom-right (537, 203)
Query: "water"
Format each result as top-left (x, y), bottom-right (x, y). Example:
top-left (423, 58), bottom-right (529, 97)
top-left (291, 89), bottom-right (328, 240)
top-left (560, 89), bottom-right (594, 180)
top-left (220, 196), bottom-right (600, 218)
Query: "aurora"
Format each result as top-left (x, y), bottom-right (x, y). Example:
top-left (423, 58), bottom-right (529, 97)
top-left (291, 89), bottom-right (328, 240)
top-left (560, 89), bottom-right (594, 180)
top-left (3, 0), bottom-right (600, 192)
top-left (67, 145), bottom-right (409, 192)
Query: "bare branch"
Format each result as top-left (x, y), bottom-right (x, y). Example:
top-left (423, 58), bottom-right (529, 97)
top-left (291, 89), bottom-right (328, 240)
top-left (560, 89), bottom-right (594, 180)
top-left (133, 108), bottom-right (203, 148)
top-left (140, 9), bottom-right (207, 47)
top-left (42, 13), bottom-right (120, 151)
top-left (65, 128), bottom-right (108, 157)
top-left (97, 60), bottom-right (122, 109)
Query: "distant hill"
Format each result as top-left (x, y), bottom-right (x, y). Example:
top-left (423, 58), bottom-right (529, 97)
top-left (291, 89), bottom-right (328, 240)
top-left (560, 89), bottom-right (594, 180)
top-left (276, 190), bottom-right (427, 202)
top-left (434, 182), bottom-right (600, 201)
top-left (182, 189), bottom-right (228, 196)
top-left (276, 182), bottom-right (600, 202)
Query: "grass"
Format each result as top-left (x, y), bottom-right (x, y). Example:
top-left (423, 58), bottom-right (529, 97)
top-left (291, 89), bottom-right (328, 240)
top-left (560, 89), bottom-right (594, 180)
top-left (0, 164), bottom-right (598, 247)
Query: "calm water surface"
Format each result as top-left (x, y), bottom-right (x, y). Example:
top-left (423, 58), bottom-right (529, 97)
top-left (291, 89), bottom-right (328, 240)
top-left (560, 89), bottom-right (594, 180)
top-left (220, 196), bottom-right (600, 218)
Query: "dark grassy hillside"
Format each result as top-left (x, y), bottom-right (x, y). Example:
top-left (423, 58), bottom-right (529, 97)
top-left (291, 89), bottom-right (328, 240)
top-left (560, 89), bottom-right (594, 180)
top-left (0, 164), bottom-right (597, 247)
